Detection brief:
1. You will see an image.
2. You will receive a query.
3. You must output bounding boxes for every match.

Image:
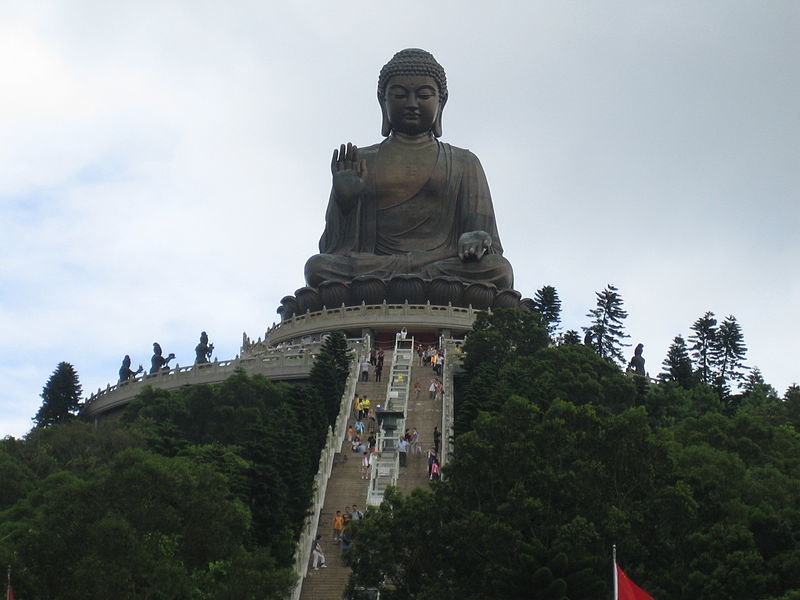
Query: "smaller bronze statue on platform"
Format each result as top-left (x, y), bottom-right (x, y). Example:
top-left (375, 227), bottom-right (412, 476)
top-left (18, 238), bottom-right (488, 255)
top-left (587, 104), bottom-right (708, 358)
top-left (118, 355), bottom-right (143, 383)
top-left (195, 331), bottom-right (214, 364)
top-left (628, 343), bottom-right (646, 376)
top-left (150, 342), bottom-right (176, 374)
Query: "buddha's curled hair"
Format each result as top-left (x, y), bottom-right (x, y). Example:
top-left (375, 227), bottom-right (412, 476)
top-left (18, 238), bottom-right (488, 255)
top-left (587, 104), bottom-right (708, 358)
top-left (377, 48), bottom-right (448, 103)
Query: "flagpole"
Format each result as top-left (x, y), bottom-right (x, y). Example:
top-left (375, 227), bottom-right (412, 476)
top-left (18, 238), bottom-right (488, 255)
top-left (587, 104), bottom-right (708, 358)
top-left (612, 545), bottom-right (618, 600)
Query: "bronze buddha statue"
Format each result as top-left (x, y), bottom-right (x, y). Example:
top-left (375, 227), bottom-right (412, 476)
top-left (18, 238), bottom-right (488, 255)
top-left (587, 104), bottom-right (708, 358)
top-left (303, 48), bottom-right (514, 297)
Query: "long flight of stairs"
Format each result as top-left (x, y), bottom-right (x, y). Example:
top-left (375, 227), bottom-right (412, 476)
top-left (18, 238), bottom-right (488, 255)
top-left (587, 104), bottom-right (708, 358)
top-left (298, 347), bottom-right (446, 599)
top-left (299, 356), bottom-right (392, 600)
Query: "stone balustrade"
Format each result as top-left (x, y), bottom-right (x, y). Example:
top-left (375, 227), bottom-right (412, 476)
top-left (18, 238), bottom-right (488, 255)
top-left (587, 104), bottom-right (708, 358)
top-left (84, 339), bottom-right (367, 419)
top-left (265, 301), bottom-right (483, 346)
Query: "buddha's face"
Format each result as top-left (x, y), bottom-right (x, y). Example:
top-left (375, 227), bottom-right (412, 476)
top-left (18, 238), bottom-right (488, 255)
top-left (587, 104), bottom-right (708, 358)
top-left (383, 75), bottom-right (441, 136)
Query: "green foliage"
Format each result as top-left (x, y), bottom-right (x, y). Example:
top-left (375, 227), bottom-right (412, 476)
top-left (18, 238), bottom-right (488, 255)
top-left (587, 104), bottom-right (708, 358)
top-left (659, 335), bottom-right (694, 388)
top-left (347, 310), bottom-right (800, 600)
top-left (688, 312), bottom-right (749, 399)
top-left (455, 308), bottom-right (549, 433)
top-left (744, 368), bottom-right (778, 398)
top-left (784, 385), bottom-right (800, 430)
top-left (309, 330), bottom-right (351, 427)
top-left (582, 284), bottom-right (630, 366)
top-left (561, 329), bottom-right (581, 345)
top-left (462, 308), bottom-right (550, 374)
top-left (122, 372), bottom-right (327, 561)
top-left (690, 311), bottom-right (718, 385)
top-left (713, 315), bottom-right (748, 397)
top-left (0, 370), bottom-right (332, 599)
top-left (33, 361), bottom-right (82, 428)
top-left (532, 285), bottom-right (562, 338)
top-left (0, 444), bottom-right (281, 600)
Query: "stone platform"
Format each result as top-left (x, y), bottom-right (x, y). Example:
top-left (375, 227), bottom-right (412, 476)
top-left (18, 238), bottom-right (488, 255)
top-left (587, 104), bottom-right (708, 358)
top-left (261, 301), bottom-right (482, 348)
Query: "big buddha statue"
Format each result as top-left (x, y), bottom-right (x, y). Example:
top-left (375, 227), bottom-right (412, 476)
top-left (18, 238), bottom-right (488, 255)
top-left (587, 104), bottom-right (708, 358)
top-left (290, 48), bottom-right (519, 316)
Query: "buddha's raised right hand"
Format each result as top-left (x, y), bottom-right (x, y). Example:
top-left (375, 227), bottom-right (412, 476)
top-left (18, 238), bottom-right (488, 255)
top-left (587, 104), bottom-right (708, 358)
top-left (331, 142), bottom-right (368, 212)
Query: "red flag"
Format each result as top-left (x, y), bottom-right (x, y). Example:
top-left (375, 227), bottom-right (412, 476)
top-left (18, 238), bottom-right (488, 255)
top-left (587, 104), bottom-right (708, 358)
top-left (616, 563), bottom-right (654, 600)
top-left (6, 584), bottom-right (13, 600)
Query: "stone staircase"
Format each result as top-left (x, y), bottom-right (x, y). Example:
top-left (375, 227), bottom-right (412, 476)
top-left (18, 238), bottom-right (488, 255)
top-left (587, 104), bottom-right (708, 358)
top-left (298, 359), bottom-right (392, 600)
top-left (396, 358), bottom-right (443, 495)
top-left (298, 347), bottom-right (447, 599)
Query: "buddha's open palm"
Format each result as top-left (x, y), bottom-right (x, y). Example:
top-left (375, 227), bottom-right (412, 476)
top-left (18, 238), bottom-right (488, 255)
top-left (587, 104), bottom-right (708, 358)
top-left (332, 143), bottom-right (367, 205)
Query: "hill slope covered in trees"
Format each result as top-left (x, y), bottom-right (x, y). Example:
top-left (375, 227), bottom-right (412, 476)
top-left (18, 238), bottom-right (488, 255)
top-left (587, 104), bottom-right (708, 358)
top-left (0, 331), bottom-right (352, 600)
top-left (345, 309), bottom-right (800, 600)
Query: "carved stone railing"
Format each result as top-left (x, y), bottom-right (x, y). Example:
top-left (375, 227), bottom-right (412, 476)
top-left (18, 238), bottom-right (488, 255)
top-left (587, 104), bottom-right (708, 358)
top-left (83, 339), bottom-right (367, 419)
top-left (266, 302), bottom-right (483, 347)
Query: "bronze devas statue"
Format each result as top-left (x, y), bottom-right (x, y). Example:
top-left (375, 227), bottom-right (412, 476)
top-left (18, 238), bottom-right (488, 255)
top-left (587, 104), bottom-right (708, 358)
top-left (195, 331), bottom-right (214, 364)
top-left (628, 343), bottom-right (646, 376)
top-left (150, 342), bottom-right (175, 375)
top-left (118, 355), bottom-right (143, 383)
top-left (295, 49), bottom-right (517, 313)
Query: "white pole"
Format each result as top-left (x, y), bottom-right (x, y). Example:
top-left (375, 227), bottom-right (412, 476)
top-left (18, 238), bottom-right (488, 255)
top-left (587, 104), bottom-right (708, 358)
top-left (612, 545), bottom-right (618, 600)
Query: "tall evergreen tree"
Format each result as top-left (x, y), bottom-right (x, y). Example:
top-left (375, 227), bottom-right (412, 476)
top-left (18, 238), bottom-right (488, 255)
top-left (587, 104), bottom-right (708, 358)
top-left (689, 311), bottom-right (717, 385)
top-left (33, 362), bottom-right (82, 428)
top-left (308, 331), bottom-right (351, 427)
top-left (742, 367), bottom-right (777, 398)
top-left (713, 315), bottom-right (748, 396)
top-left (561, 330), bottom-right (581, 346)
top-left (582, 284), bottom-right (629, 366)
top-left (532, 285), bottom-right (562, 338)
top-left (784, 384), bottom-right (800, 429)
top-left (660, 335), bottom-right (693, 387)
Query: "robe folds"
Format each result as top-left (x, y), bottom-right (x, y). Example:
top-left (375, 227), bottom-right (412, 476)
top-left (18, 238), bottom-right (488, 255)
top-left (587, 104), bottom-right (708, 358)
top-left (304, 139), bottom-right (513, 289)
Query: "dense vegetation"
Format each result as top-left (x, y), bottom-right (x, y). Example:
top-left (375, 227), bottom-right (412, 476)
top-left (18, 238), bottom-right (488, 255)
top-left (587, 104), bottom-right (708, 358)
top-left (345, 309), bottom-right (800, 600)
top-left (0, 332), bottom-right (351, 600)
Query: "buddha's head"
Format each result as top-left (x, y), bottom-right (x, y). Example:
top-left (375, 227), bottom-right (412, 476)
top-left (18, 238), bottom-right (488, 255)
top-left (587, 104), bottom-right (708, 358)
top-left (378, 48), bottom-right (448, 138)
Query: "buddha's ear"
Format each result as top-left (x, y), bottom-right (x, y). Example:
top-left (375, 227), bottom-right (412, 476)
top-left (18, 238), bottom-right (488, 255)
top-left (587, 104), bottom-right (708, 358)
top-left (380, 100), bottom-right (392, 137)
top-left (432, 97), bottom-right (446, 138)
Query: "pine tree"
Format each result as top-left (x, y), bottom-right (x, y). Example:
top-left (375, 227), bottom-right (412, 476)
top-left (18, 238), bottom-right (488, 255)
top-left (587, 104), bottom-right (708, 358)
top-left (660, 335), bottom-right (693, 387)
top-left (309, 331), bottom-right (351, 427)
top-left (689, 311), bottom-right (717, 385)
top-left (713, 315), bottom-right (748, 396)
top-left (34, 362), bottom-right (82, 427)
top-left (532, 285), bottom-right (562, 338)
top-left (783, 383), bottom-right (800, 429)
top-left (561, 330), bottom-right (581, 345)
top-left (582, 284), bottom-right (630, 366)
top-left (742, 367), bottom-right (777, 398)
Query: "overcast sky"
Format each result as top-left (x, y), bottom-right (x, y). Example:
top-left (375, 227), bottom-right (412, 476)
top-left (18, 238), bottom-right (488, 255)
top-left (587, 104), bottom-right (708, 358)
top-left (2, 1), bottom-right (798, 437)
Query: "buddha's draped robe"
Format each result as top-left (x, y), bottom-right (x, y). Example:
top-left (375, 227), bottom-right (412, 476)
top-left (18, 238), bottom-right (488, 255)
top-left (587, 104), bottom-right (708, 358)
top-left (304, 139), bottom-right (513, 289)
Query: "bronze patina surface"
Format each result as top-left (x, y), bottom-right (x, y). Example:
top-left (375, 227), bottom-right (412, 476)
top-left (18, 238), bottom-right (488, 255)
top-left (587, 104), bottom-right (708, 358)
top-left (285, 49), bottom-right (521, 316)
